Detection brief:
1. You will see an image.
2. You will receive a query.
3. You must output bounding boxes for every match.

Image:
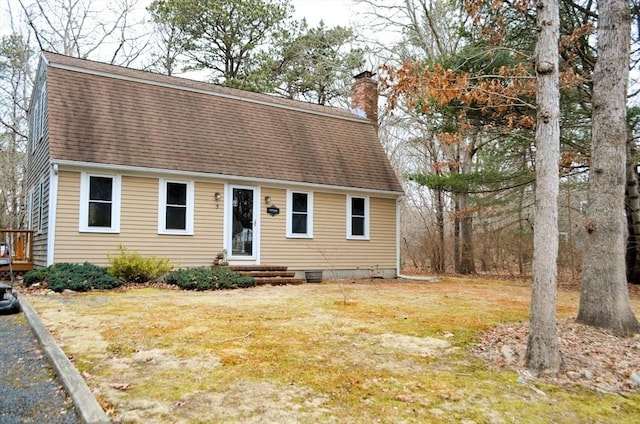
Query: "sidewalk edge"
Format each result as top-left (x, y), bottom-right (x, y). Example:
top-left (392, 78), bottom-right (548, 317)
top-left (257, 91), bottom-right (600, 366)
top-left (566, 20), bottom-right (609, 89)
top-left (18, 293), bottom-right (111, 424)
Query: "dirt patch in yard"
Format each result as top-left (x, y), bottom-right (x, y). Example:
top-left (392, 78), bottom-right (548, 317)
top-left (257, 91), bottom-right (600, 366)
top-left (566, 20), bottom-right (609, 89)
top-left (25, 278), bottom-right (640, 423)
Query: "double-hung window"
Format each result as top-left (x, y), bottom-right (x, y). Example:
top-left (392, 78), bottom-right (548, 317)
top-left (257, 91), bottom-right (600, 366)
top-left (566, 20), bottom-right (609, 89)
top-left (287, 190), bottom-right (313, 238)
top-left (158, 179), bottom-right (194, 235)
top-left (347, 195), bottom-right (369, 239)
top-left (80, 173), bottom-right (121, 233)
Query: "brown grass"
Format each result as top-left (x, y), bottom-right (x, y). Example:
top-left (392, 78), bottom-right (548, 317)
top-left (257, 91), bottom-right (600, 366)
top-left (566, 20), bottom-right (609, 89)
top-left (26, 277), bottom-right (640, 423)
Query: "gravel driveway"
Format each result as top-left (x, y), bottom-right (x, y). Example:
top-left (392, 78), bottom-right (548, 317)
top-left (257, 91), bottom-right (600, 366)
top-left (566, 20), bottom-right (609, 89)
top-left (0, 312), bottom-right (78, 423)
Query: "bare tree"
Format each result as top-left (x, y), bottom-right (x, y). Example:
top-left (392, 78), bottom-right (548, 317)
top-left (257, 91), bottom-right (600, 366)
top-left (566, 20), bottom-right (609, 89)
top-left (0, 10), bottom-right (35, 229)
top-left (577, 0), bottom-right (640, 336)
top-left (17, 0), bottom-right (148, 65)
top-left (145, 2), bottom-right (187, 76)
top-left (525, 0), bottom-right (560, 373)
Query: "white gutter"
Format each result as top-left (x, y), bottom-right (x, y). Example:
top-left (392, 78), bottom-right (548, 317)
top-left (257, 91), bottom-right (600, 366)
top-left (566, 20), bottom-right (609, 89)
top-left (51, 159), bottom-right (405, 197)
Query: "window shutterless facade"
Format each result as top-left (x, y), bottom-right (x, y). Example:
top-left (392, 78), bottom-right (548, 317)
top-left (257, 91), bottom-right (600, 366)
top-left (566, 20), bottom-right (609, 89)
top-left (79, 173), bottom-right (121, 233)
top-left (347, 195), bottom-right (369, 240)
top-left (286, 190), bottom-right (313, 238)
top-left (158, 179), bottom-right (194, 235)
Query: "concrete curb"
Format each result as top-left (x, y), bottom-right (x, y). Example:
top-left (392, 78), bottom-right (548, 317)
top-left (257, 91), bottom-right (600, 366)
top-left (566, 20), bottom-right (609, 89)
top-left (18, 293), bottom-right (111, 424)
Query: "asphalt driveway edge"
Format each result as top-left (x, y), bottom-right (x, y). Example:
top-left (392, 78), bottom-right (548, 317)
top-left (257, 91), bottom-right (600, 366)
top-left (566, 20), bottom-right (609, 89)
top-left (18, 293), bottom-right (111, 424)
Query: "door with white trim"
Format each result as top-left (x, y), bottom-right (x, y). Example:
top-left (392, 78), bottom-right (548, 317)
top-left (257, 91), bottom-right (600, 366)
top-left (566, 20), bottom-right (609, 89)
top-left (226, 185), bottom-right (259, 262)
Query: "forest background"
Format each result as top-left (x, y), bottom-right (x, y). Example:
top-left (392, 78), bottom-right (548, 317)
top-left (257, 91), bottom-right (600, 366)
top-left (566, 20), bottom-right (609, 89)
top-left (1, 0), bottom-right (640, 284)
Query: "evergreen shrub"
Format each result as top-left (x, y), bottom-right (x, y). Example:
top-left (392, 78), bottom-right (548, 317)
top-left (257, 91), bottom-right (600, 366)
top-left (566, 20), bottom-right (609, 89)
top-left (24, 262), bottom-right (123, 292)
top-left (108, 244), bottom-right (173, 283)
top-left (22, 267), bottom-right (49, 287)
top-left (165, 267), bottom-right (256, 291)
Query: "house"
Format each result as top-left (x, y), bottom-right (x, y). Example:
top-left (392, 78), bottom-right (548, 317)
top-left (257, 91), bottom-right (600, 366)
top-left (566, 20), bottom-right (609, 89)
top-left (25, 52), bottom-right (403, 279)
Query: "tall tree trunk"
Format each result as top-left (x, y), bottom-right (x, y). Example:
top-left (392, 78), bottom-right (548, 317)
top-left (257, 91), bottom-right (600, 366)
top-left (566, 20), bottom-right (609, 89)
top-left (432, 189), bottom-right (445, 273)
top-left (578, 0), bottom-right (640, 335)
top-left (517, 191), bottom-right (526, 276)
top-left (453, 197), bottom-right (461, 273)
top-left (525, 0), bottom-right (560, 373)
top-left (458, 192), bottom-right (475, 274)
top-left (625, 124), bottom-right (640, 284)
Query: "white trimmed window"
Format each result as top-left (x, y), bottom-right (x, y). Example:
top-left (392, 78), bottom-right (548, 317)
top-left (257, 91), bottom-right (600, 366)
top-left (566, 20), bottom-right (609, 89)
top-left (158, 179), bottom-right (194, 235)
top-left (29, 81), bottom-right (46, 153)
top-left (79, 173), bottom-right (121, 233)
top-left (286, 190), bottom-right (313, 238)
top-left (347, 195), bottom-right (369, 240)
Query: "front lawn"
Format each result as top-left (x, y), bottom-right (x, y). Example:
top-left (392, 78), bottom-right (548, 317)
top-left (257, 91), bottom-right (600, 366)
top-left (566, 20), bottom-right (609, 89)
top-left (27, 277), bottom-right (640, 423)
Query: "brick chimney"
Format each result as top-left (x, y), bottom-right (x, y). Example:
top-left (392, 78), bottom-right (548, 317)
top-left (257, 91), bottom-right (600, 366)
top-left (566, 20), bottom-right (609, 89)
top-left (350, 71), bottom-right (379, 133)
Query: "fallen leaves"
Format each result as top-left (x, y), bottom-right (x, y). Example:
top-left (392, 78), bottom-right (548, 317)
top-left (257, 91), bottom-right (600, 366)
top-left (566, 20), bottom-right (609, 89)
top-left (473, 317), bottom-right (640, 394)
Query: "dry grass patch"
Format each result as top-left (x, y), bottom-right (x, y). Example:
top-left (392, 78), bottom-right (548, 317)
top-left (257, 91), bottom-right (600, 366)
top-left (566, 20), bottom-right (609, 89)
top-left (26, 277), bottom-right (640, 423)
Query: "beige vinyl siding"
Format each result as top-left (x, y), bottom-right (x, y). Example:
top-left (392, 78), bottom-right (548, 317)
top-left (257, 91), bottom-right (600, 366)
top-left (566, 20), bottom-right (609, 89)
top-left (261, 190), bottom-right (397, 271)
top-left (54, 171), bottom-right (224, 267)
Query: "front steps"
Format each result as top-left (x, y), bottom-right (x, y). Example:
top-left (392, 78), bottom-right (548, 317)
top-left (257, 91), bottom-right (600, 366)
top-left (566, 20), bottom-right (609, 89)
top-left (227, 265), bottom-right (306, 286)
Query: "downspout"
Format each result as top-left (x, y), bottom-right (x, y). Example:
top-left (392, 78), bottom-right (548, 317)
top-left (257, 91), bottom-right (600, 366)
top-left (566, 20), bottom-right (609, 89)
top-left (46, 163), bottom-right (58, 266)
top-left (395, 196), bottom-right (401, 277)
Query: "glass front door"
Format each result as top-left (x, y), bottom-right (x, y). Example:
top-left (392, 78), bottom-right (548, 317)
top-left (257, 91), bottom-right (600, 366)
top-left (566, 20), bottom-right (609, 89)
top-left (231, 187), bottom-right (255, 256)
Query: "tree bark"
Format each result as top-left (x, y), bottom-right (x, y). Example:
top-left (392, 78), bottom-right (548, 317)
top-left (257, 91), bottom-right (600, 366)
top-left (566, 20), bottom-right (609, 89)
top-left (578, 0), bottom-right (640, 335)
top-left (625, 125), bottom-right (640, 284)
top-left (525, 0), bottom-right (561, 373)
top-left (453, 196), bottom-right (461, 273)
top-left (432, 189), bottom-right (445, 273)
top-left (458, 191), bottom-right (476, 274)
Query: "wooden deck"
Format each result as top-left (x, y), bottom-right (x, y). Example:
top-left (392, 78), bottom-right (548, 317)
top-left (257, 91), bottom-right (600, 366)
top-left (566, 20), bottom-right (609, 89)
top-left (0, 229), bottom-right (34, 274)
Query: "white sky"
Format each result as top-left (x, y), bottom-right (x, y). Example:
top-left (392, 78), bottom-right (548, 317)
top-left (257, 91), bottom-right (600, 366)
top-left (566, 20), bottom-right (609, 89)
top-left (291, 0), bottom-right (356, 27)
top-left (1, 0), bottom-right (358, 35)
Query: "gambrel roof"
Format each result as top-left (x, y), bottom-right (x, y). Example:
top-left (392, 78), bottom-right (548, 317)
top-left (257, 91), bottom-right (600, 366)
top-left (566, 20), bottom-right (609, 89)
top-left (43, 52), bottom-right (403, 194)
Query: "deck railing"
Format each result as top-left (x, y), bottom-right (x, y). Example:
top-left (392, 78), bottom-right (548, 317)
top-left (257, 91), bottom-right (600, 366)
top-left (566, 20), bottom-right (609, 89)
top-left (0, 229), bottom-right (34, 271)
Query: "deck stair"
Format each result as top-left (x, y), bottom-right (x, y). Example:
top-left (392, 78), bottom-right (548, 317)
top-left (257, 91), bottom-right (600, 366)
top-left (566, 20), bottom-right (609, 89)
top-left (227, 265), bottom-right (306, 286)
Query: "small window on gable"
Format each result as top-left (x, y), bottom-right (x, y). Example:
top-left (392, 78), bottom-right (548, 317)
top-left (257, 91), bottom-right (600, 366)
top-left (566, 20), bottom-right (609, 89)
top-left (287, 190), bottom-right (313, 238)
top-left (79, 173), bottom-right (121, 233)
top-left (29, 82), bottom-right (46, 153)
top-left (38, 81), bottom-right (46, 143)
top-left (347, 195), bottom-right (369, 240)
top-left (29, 98), bottom-right (38, 153)
top-left (158, 179), bottom-right (194, 235)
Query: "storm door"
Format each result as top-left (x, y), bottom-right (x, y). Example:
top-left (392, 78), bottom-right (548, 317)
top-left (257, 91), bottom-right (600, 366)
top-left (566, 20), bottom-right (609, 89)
top-left (228, 186), bottom-right (258, 259)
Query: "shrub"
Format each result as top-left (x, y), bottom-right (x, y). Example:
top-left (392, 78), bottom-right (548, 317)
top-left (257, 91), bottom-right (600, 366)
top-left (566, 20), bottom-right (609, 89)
top-left (165, 267), bottom-right (256, 291)
top-left (23, 267), bottom-right (49, 287)
top-left (108, 244), bottom-right (173, 283)
top-left (27, 262), bottom-right (124, 292)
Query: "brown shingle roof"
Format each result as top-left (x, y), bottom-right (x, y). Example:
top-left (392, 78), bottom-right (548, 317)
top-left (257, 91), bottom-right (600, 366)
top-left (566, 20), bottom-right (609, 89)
top-left (44, 52), bottom-right (403, 194)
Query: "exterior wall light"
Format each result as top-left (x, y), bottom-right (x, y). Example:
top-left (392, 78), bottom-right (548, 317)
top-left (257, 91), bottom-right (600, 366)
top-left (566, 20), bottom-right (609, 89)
top-left (264, 196), bottom-right (272, 205)
top-left (214, 192), bottom-right (222, 201)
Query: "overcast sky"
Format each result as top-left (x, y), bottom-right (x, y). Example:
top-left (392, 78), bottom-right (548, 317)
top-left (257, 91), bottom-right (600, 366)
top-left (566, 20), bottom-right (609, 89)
top-left (291, 0), bottom-right (356, 27)
top-left (1, 0), bottom-right (360, 33)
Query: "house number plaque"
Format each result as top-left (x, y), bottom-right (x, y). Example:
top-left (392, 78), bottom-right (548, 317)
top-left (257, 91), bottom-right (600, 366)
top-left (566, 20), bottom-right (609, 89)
top-left (266, 206), bottom-right (280, 216)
